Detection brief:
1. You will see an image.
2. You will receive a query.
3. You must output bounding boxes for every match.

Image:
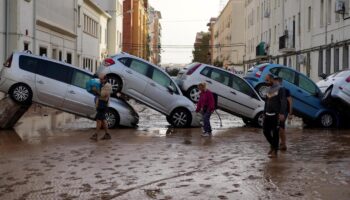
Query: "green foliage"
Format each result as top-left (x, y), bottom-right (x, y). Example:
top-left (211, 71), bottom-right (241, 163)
top-left (192, 32), bottom-right (211, 64)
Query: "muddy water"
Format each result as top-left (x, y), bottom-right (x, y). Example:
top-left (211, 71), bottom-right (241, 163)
top-left (0, 104), bottom-right (349, 200)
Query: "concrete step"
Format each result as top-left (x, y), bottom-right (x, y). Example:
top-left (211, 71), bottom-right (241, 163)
top-left (0, 96), bottom-right (31, 129)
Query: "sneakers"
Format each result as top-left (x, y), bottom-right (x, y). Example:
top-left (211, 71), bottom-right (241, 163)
top-left (90, 133), bottom-right (98, 141)
top-left (201, 132), bottom-right (212, 137)
top-left (101, 133), bottom-right (111, 140)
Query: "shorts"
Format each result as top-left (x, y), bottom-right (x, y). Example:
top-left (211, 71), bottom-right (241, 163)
top-left (95, 109), bottom-right (107, 120)
top-left (279, 113), bottom-right (289, 129)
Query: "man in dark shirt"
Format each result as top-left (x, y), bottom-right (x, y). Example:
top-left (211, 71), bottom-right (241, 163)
top-left (263, 74), bottom-right (288, 158)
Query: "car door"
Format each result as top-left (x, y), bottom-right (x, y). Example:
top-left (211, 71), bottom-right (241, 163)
top-left (295, 74), bottom-right (322, 118)
top-left (122, 58), bottom-right (151, 99)
top-left (35, 60), bottom-right (71, 107)
top-left (230, 75), bottom-right (262, 118)
top-left (63, 69), bottom-right (96, 117)
top-left (144, 67), bottom-right (178, 114)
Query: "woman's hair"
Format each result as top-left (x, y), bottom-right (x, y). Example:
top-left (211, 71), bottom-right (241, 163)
top-left (198, 82), bottom-right (206, 89)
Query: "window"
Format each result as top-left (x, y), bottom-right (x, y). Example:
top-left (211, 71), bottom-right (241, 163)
top-left (66, 53), bottom-right (72, 64)
top-left (210, 69), bottom-right (230, 87)
top-left (343, 46), bottom-right (349, 69)
top-left (71, 70), bottom-right (92, 89)
top-left (78, 6), bottom-right (81, 26)
top-left (298, 75), bottom-right (317, 95)
top-left (19, 56), bottom-right (39, 73)
top-left (308, 6), bottom-right (312, 32)
top-left (231, 75), bottom-right (254, 97)
top-left (59, 51), bottom-right (62, 61)
top-left (129, 59), bottom-right (150, 76)
top-left (83, 14), bottom-right (99, 38)
top-left (326, 48), bottom-right (331, 75)
top-left (334, 48), bottom-right (340, 72)
top-left (327, 0), bottom-right (332, 25)
top-left (39, 47), bottom-right (47, 56)
top-left (24, 42), bottom-right (29, 51)
top-left (270, 67), bottom-right (279, 75)
top-left (151, 68), bottom-right (172, 89)
top-left (277, 68), bottom-right (296, 84)
top-left (200, 67), bottom-right (211, 77)
top-left (320, 0), bottom-right (324, 27)
top-left (318, 50), bottom-right (324, 74)
top-left (83, 57), bottom-right (93, 72)
top-left (37, 61), bottom-right (72, 83)
top-left (118, 57), bottom-right (130, 66)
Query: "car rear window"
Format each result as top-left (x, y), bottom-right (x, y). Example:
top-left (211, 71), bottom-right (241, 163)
top-left (19, 55), bottom-right (39, 73)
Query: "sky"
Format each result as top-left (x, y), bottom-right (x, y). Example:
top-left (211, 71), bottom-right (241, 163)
top-left (148, 0), bottom-right (222, 65)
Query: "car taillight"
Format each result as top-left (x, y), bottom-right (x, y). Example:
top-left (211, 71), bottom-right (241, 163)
top-left (103, 58), bottom-right (115, 67)
top-left (186, 64), bottom-right (201, 75)
top-left (346, 76), bottom-right (350, 83)
top-left (3, 54), bottom-right (13, 68)
top-left (255, 65), bottom-right (267, 78)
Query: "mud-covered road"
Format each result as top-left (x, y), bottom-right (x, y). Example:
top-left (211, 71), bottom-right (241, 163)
top-left (0, 104), bottom-right (349, 200)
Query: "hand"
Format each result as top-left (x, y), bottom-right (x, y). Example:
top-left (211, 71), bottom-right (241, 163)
top-left (279, 114), bottom-right (285, 122)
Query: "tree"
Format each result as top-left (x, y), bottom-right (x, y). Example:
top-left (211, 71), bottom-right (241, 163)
top-left (192, 32), bottom-right (211, 64)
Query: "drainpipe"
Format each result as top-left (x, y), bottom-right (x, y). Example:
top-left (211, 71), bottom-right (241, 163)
top-left (33, 0), bottom-right (37, 54)
top-left (5, 0), bottom-right (9, 59)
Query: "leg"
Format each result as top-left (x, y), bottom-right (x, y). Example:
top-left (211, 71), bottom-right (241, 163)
top-left (101, 111), bottom-right (111, 140)
top-left (279, 128), bottom-right (287, 150)
top-left (270, 116), bottom-right (279, 157)
top-left (91, 120), bottom-right (101, 141)
top-left (203, 111), bottom-right (211, 133)
top-left (263, 116), bottom-right (274, 147)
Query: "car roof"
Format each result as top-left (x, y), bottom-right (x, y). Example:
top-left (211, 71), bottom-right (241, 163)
top-left (111, 53), bottom-right (167, 72)
top-left (14, 51), bottom-right (93, 75)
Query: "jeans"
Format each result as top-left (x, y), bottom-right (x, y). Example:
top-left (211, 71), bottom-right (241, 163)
top-left (203, 111), bottom-right (212, 133)
top-left (263, 115), bottom-right (279, 150)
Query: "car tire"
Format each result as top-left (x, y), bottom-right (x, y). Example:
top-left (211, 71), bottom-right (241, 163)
top-left (255, 84), bottom-right (269, 100)
top-left (254, 112), bottom-right (265, 128)
top-left (105, 109), bottom-right (120, 129)
top-left (318, 112), bottom-right (336, 128)
top-left (9, 83), bottom-right (33, 105)
top-left (242, 118), bottom-right (253, 126)
top-left (106, 74), bottom-right (123, 96)
top-left (321, 86), bottom-right (333, 106)
top-left (186, 86), bottom-right (200, 103)
top-left (169, 108), bottom-right (192, 128)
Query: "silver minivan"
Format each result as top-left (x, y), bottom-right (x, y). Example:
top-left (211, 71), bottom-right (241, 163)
top-left (0, 52), bottom-right (139, 128)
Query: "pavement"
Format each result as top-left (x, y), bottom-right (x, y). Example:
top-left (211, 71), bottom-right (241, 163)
top-left (0, 104), bottom-right (349, 200)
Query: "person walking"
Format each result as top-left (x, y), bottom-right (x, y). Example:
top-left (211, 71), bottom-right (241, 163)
top-left (277, 77), bottom-right (293, 151)
top-left (90, 74), bottom-right (112, 141)
top-left (196, 82), bottom-right (215, 137)
top-left (263, 74), bottom-right (287, 158)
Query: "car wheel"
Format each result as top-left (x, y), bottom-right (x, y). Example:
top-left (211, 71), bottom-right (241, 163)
top-left (186, 86), bottom-right (200, 103)
top-left (166, 116), bottom-right (172, 124)
top-left (106, 75), bottom-right (123, 96)
top-left (254, 112), bottom-right (265, 127)
top-left (318, 112), bottom-right (336, 128)
top-left (321, 86), bottom-right (333, 106)
top-left (169, 108), bottom-right (192, 128)
top-left (9, 83), bottom-right (32, 105)
top-left (242, 118), bottom-right (253, 126)
top-left (105, 109), bottom-right (120, 129)
top-left (255, 84), bottom-right (269, 99)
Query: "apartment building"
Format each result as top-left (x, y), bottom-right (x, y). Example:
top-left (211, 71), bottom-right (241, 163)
top-left (0, 0), bottom-right (110, 74)
top-left (212, 0), bottom-right (245, 72)
top-left (148, 6), bottom-right (162, 65)
top-left (207, 17), bottom-right (217, 65)
top-left (93, 0), bottom-right (124, 55)
top-left (123, 0), bottom-right (149, 60)
top-left (244, 0), bottom-right (350, 80)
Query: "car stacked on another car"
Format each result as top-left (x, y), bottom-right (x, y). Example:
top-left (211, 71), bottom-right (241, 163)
top-left (0, 51), bottom-right (139, 128)
top-left (96, 53), bottom-right (200, 128)
top-left (244, 63), bottom-right (338, 128)
top-left (176, 63), bottom-right (265, 127)
top-left (317, 70), bottom-right (350, 108)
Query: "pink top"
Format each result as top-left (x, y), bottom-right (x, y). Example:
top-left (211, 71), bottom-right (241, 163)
top-left (196, 89), bottom-right (215, 112)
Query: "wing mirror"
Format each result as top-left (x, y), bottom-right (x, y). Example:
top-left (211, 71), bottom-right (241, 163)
top-left (319, 73), bottom-right (327, 80)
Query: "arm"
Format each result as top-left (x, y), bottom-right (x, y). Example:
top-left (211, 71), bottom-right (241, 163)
top-left (208, 92), bottom-right (216, 112)
top-left (279, 88), bottom-right (287, 120)
top-left (287, 96), bottom-right (293, 115)
top-left (196, 95), bottom-right (202, 112)
top-left (91, 86), bottom-right (100, 96)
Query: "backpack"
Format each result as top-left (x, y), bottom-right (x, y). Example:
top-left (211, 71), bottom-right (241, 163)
top-left (86, 78), bottom-right (101, 95)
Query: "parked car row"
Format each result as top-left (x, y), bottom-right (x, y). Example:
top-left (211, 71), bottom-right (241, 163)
top-left (0, 52), bottom-right (139, 129)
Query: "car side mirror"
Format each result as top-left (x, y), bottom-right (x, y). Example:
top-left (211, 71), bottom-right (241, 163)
top-left (319, 73), bottom-right (327, 80)
top-left (167, 86), bottom-right (174, 94)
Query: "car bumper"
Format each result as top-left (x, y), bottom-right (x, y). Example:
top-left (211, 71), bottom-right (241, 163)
top-left (190, 112), bottom-right (202, 127)
top-left (120, 114), bottom-right (139, 128)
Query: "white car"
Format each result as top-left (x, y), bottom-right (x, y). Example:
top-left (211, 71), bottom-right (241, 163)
top-left (96, 53), bottom-right (200, 128)
top-left (176, 63), bottom-right (265, 127)
top-left (0, 51), bottom-right (139, 128)
top-left (317, 70), bottom-right (350, 107)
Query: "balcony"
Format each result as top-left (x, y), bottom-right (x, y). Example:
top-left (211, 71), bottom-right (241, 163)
top-left (279, 35), bottom-right (295, 53)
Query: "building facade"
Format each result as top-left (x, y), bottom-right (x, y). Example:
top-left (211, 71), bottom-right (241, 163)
top-left (148, 6), bottom-right (162, 65)
top-left (212, 0), bottom-right (245, 72)
top-left (93, 0), bottom-right (123, 56)
top-left (123, 0), bottom-right (149, 60)
top-left (244, 0), bottom-right (350, 80)
top-left (0, 0), bottom-right (110, 74)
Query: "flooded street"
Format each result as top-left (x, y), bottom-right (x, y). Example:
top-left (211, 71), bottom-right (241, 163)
top-left (0, 105), bottom-right (349, 200)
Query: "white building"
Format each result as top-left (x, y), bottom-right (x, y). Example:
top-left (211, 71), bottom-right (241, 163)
top-left (244, 0), bottom-right (350, 80)
top-left (212, 0), bottom-right (245, 72)
top-left (93, 0), bottom-right (123, 56)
